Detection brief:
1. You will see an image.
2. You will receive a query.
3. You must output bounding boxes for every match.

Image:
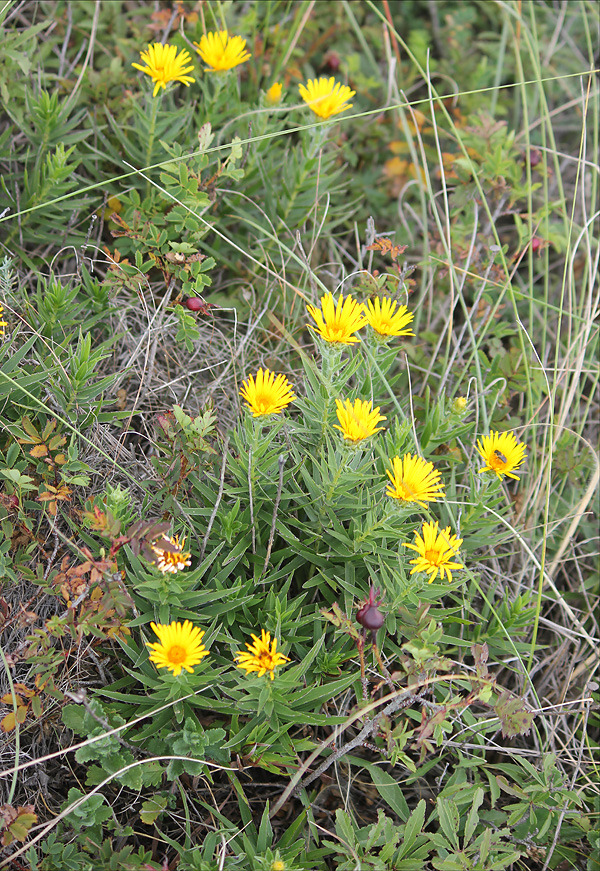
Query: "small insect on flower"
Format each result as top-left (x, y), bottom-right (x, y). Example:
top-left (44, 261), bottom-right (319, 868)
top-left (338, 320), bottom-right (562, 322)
top-left (235, 629), bottom-right (290, 680)
top-left (132, 43), bottom-right (196, 97)
top-left (193, 31), bottom-right (251, 72)
top-left (151, 534), bottom-right (192, 574)
top-left (306, 292), bottom-right (367, 345)
top-left (239, 368), bottom-right (296, 417)
top-left (299, 77), bottom-right (355, 119)
top-left (403, 521), bottom-right (463, 584)
top-left (147, 620), bottom-right (209, 676)
top-left (477, 431), bottom-right (527, 481)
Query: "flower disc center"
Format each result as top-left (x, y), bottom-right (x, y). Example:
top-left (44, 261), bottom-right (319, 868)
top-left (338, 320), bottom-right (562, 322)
top-left (167, 645), bottom-right (187, 665)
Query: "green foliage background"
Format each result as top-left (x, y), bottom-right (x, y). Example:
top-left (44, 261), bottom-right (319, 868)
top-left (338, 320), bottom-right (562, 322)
top-left (0, 1), bottom-right (598, 869)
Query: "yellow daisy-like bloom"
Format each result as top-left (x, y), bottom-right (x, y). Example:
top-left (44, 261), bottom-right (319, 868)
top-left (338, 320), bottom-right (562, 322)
top-left (334, 398), bottom-right (386, 443)
top-left (193, 31), bottom-right (251, 72)
top-left (0, 303), bottom-right (7, 337)
top-left (299, 77), bottom-right (355, 120)
top-left (266, 82), bottom-right (283, 105)
top-left (132, 43), bottom-right (196, 97)
top-left (235, 629), bottom-right (290, 680)
top-left (386, 453), bottom-right (445, 507)
top-left (476, 430), bottom-right (527, 481)
top-left (239, 368), bottom-right (296, 417)
top-left (147, 620), bottom-right (209, 676)
top-left (151, 534), bottom-right (192, 574)
top-left (306, 292), bottom-right (367, 345)
top-left (403, 521), bottom-right (463, 584)
top-left (365, 297), bottom-right (415, 338)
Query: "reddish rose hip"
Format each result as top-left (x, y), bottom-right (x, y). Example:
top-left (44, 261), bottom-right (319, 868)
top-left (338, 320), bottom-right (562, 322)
top-left (184, 297), bottom-right (204, 311)
top-left (356, 585), bottom-right (385, 631)
top-left (531, 237), bottom-right (543, 253)
top-left (528, 149), bottom-right (542, 167)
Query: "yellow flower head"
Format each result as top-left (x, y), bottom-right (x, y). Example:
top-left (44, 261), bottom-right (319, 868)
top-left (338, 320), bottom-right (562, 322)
top-left (132, 43), bottom-right (196, 97)
top-left (476, 430), bottom-right (527, 481)
top-left (306, 292), bottom-right (367, 345)
top-left (193, 31), bottom-right (251, 71)
top-left (0, 303), bottom-right (7, 337)
top-left (147, 620), bottom-right (209, 676)
top-left (365, 297), bottom-right (414, 338)
top-left (235, 629), bottom-right (290, 680)
top-left (386, 453), bottom-right (445, 507)
top-left (334, 398), bottom-right (386, 443)
top-left (403, 520), bottom-right (463, 584)
top-left (266, 82), bottom-right (283, 105)
top-left (299, 76), bottom-right (355, 119)
top-left (239, 368), bottom-right (295, 417)
top-left (151, 534), bottom-right (192, 574)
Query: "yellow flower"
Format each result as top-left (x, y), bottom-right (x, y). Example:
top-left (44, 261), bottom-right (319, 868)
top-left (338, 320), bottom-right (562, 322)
top-left (299, 76), bottom-right (355, 119)
top-left (0, 303), bottom-right (7, 337)
top-left (403, 520), bottom-right (463, 583)
top-left (476, 430), bottom-right (527, 481)
top-left (147, 620), bottom-right (209, 676)
top-left (364, 297), bottom-right (414, 338)
top-left (334, 398), bottom-right (386, 442)
top-left (235, 629), bottom-right (290, 680)
top-left (386, 453), bottom-right (445, 507)
top-left (271, 861), bottom-right (286, 871)
top-left (193, 30), bottom-right (251, 71)
top-left (266, 82), bottom-right (283, 104)
top-left (132, 43), bottom-right (196, 97)
top-left (306, 292), bottom-right (367, 345)
top-left (151, 534), bottom-right (192, 574)
top-left (239, 368), bottom-right (295, 417)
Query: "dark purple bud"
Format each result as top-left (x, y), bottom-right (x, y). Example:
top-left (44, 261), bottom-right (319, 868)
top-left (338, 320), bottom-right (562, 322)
top-left (356, 585), bottom-right (385, 630)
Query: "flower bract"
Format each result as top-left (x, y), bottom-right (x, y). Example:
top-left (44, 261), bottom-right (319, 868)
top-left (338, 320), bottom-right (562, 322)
top-left (334, 398), bottom-right (386, 442)
top-left (386, 453), bottom-right (445, 507)
top-left (193, 31), bottom-right (251, 71)
top-left (299, 77), bottom-right (355, 119)
top-left (235, 629), bottom-right (290, 680)
top-left (306, 292), bottom-right (367, 345)
top-left (365, 297), bottom-right (414, 338)
top-left (239, 368), bottom-right (295, 417)
top-left (403, 521), bottom-right (463, 583)
top-left (151, 534), bottom-right (192, 574)
top-left (147, 620), bottom-right (209, 676)
top-left (476, 430), bottom-right (527, 480)
top-left (132, 43), bottom-right (196, 97)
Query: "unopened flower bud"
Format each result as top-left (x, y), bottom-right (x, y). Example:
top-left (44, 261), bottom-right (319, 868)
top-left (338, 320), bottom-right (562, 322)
top-left (356, 585), bottom-right (385, 630)
top-left (452, 396), bottom-right (468, 415)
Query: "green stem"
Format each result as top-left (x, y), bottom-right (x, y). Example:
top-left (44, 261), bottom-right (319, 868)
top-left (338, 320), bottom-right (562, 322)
top-left (0, 641), bottom-right (19, 803)
top-left (144, 94), bottom-right (161, 198)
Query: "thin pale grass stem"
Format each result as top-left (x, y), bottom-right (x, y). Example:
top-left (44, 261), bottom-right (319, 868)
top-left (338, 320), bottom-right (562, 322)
top-left (4, 70), bottom-right (597, 227)
top-left (1, 756), bottom-right (236, 868)
top-left (0, 642), bottom-right (19, 803)
top-left (449, 499), bottom-right (596, 648)
top-left (200, 436), bottom-right (229, 562)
